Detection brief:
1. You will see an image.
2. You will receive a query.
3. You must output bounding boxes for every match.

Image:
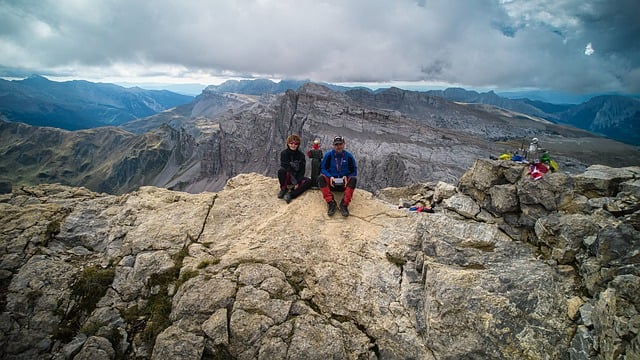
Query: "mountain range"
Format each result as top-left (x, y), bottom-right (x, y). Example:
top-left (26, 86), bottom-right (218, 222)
top-left (2, 79), bottom-right (639, 195)
top-left (206, 79), bottom-right (640, 146)
top-left (3, 76), bottom-right (638, 146)
top-left (424, 88), bottom-right (640, 146)
top-left (0, 75), bottom-right (193, 130)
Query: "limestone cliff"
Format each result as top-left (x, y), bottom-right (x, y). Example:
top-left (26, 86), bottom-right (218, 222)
top-left (0, 162), bottom-right (638, 359)
top-left (0, 120), bottom-right (198, 195)
top-left (4, 84), bottom-right (640, 197)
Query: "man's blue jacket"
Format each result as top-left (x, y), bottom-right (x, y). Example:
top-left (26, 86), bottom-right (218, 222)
top-left (320, 149), bottom-right (357, 178)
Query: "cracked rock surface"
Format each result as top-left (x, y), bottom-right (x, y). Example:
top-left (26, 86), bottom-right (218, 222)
top-left (1, 163), bottom-right (639, 359)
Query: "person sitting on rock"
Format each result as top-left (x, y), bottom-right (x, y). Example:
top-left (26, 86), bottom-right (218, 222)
top-left (277, 134), bottom-right (311, 203)
top-left (307, 138), bottom-right (323, 189)
top-left (318, 135), bottom-right (358, 217)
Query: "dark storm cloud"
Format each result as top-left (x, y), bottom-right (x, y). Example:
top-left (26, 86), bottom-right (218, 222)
top-left (0, 0), bottom-right (638, 94)
top-left (574, 0), bottom-right (640, 56)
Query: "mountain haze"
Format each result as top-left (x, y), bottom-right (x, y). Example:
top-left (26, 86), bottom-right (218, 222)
top-left (416, 88), bottom-right (640, 146)
top-left (426, 87), bottom-right (569, 121)
top-left (204, 78), bottom-right (355, 95)
top-left (559, 95), bottom-right (640, 146)
top-left (0, 75), bottom-right (193, 130)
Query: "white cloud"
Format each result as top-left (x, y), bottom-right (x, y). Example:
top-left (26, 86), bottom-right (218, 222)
top-left (0, 0), bottom-right (637, 94)
top-left (585, 43), bottom-right (595, 56)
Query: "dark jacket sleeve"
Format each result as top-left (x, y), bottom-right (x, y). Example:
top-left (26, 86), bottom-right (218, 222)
top-left (280, 150), bottom-right (293, 171)
top-left (295, 151), bottom-right (306, 181)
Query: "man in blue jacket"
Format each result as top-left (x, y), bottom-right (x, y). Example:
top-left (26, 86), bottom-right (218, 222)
top-left (318, 135), bottom-right (358, 217)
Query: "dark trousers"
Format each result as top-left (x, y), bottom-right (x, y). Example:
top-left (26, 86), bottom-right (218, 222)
top-left (310, 159), bottom-right (321, 187)
top-left (278, 169), bottom-right (312, 199)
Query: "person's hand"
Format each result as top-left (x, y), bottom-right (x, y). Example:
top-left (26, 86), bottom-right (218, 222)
top-left (342, 176), bottom-right (347, 185)
top-left (290, 177), bottom-right (297, 185)
top-left (330, 177), bottom-right (335, 187)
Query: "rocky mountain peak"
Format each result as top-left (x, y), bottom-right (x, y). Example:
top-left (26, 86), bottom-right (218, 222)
top-left (1, 161), bottom-right (638, 359)
top-left (297, 82), bottom-right (344, 98)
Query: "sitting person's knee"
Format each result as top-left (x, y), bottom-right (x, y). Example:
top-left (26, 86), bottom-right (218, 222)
top-left (317, 175), bottom-right (329, 187)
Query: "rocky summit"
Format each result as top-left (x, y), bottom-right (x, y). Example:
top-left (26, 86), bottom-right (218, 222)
top-left (1, 161), bottom-right (639, 359)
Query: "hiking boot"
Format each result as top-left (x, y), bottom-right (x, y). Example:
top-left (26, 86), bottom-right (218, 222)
top-left (327, 200), bottom-right (337, 216)
top-left (277, 189), bottom-right (286, 199)
top-left (284, 193), bottom-right (292, 203)
top-left (339, 201), bottom-right (349, 217)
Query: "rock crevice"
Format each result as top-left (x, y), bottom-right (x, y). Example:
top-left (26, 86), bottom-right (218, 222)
top-left (0, 163), bottom-right (638, 359)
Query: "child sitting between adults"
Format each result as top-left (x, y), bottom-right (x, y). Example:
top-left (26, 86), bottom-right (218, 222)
top-left (307, 139), bottom-right (323, 189)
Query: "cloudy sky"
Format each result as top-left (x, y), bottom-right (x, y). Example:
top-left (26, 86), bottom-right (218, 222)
top-left (1, 0), bottom-right (638, 94)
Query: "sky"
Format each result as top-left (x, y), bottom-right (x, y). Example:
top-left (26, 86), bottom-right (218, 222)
top-left (1, 0), bottom-right (639, 95)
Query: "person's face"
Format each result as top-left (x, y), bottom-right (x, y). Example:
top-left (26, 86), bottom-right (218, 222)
top-left (333, 142), bottom-right (345, 153)
top-left (288, 140), bottom-right (300, 150)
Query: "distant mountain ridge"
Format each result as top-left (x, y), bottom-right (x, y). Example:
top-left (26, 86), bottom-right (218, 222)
top-left (423, 88), bottom-right (571, 121)
top-left (0, 75), bottom-right (194, 130)
top-left (207, 79), bottom-right (640, 146)
top-left (419, 88), bottom-right (640, 145)
top-left (2, 82), bottom-right (639, 195)
top-left (4, 76), bottom-right (638, 145)
top-left (0, 119), bottom-right (196, 194)
top-left (204, 78), bottom-right (356, 94)
top-left (561, 95), bottom-right (640, 146)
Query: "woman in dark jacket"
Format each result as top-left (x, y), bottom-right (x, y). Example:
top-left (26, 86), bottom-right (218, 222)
top-left (277, 134), bottom-right (311, 203)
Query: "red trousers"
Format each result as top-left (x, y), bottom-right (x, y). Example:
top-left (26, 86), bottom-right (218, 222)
top-left (317, 175), bottom-right (357, 206)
